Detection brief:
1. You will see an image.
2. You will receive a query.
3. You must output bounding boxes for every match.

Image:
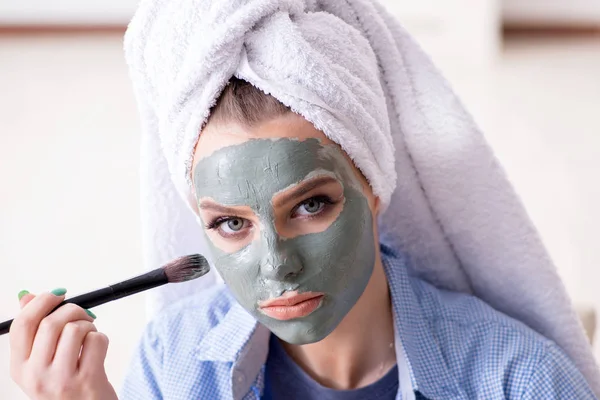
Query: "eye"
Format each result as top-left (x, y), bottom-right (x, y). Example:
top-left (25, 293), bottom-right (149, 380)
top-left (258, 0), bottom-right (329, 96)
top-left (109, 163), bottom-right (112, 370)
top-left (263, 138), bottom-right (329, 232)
top-left (205, 217), bottom-right (251, 238)
top-left (294, 196), bottom-right (332, 217)
top-left (221, 218), bottom-right (246, 233)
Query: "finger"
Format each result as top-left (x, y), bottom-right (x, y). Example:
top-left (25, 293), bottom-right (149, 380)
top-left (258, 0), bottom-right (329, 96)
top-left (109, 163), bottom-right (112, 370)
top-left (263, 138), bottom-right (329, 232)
top-left (18, 291), bottom-right (35, 309)
top-left (9, 289), bottom-right (67, 362)
top-left (53, 320), bottom-right (97, 374)
top-left (30, 303), bottom-right (94, 365)
top-left (78, 331), bottom-right (109, 378)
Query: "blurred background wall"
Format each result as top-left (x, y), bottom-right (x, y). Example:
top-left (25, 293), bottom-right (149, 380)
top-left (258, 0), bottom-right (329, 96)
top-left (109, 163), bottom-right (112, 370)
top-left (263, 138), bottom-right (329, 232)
top-left (1, 0), bottom-right (599, 398)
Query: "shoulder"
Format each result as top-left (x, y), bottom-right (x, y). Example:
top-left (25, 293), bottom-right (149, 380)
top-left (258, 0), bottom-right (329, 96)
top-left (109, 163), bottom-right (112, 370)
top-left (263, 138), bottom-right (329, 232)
top-left (410, 278), bottom-right (595, 398)
top-left (121, 285), bottom-right (240, 399)
top-left (411, 276), bottom-right (545, 338)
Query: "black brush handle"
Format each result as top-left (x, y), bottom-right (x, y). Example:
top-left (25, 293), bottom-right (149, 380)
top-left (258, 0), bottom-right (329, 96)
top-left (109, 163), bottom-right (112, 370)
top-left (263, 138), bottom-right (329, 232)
top-left (0, 268), bottom-right (167, 336)
top-left (56, 268), bottom-right (168, 309)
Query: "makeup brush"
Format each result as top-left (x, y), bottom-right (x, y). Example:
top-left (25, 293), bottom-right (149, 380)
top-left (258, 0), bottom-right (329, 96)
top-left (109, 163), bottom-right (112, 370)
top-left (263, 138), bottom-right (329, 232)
top-left (0, 254), bottom-right (210, 336)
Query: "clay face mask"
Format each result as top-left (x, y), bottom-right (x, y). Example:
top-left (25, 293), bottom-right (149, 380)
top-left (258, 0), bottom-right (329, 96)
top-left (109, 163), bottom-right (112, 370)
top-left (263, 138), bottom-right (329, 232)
top-left (193, 138), bottom-right (375, 344)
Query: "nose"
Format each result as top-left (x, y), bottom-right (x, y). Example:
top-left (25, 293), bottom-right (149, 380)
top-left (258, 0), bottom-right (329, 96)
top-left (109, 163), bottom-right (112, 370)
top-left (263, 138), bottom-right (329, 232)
top-left (262, 258), bottom-right (303, 281)
top-left (260, 241), bottom-right (303, 282)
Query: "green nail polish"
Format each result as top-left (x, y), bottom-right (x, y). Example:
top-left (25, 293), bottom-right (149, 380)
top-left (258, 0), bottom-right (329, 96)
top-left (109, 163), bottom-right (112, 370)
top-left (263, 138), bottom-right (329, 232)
top-left (17, 290), bottom-right (29, 301)
top-left (50, 288), bottom-right (67, 296)
top-left (85, 309), bottom-right (97, 319)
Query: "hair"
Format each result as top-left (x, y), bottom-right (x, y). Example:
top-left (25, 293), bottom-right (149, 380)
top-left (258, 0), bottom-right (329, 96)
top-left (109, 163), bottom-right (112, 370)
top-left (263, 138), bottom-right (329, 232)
top-left (206, 77), bottom-right (291, 127)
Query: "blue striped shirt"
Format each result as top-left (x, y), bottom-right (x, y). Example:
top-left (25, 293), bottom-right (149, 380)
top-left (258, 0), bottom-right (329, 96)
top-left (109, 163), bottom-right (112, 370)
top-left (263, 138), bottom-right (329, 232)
top-left (121, 245), bottom-right (596, 399)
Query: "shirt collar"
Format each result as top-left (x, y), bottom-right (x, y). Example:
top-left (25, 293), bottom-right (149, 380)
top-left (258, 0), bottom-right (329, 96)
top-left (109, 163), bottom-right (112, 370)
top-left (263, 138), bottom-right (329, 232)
top-left (194, 296), bottom-right (263, 362)
top-left (381, 244), bottom-right (466, 399)
top-left (194, 298), bottom-right (270, 400)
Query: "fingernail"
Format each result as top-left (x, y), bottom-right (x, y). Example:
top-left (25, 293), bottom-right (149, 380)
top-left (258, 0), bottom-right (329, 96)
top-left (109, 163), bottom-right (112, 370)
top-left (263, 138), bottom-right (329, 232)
top-left (17, 290), bottom-right (29, 301)
top-left (85, 309), bottom-right (97, 319)
top-left (50, 288), bottom-right (67, 296)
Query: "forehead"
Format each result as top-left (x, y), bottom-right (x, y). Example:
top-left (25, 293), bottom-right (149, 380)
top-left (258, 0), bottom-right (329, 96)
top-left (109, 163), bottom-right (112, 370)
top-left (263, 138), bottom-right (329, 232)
top-left (193, 113), bottom-right (335, 163)
top-left (193, 138), bottom-right (354, 207)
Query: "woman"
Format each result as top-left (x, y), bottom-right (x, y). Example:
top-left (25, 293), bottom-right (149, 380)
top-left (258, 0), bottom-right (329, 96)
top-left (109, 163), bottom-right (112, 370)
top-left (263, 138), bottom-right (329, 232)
top-left (9, 0), bottom-right (599, 398)
top-left (9, 78), bottom-right (597, 399)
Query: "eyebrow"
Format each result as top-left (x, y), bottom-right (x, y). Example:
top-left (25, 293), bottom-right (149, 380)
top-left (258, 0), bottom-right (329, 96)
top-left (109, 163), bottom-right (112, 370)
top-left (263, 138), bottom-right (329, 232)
top-left (198, 201), bottom-right (246, 215)
top-left (272, 176), bottom-right (339, 208)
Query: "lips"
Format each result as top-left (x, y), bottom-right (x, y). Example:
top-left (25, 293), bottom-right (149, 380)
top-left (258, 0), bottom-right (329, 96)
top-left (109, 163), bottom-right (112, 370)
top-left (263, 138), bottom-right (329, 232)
top-left (258, 291), bottom-right (324, 321)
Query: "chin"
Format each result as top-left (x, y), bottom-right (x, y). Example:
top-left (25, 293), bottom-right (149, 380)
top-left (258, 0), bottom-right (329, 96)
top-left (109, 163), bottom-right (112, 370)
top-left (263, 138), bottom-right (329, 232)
top-left (261, 311), bottom-right (342, 345)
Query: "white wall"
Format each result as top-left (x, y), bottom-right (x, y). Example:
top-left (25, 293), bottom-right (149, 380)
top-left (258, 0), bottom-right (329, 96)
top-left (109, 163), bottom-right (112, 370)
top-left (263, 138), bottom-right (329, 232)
top-left (0, 0), bottom-right (138, 25)
top-left (0, 34), bottom-right (146, 399)
top-left (379, 0), bottom-right (502, 69)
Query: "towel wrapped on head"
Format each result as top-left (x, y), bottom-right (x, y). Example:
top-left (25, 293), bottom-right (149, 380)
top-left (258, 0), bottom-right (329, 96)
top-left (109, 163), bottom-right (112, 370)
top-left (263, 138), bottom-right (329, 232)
top-left (124, 0), bottom-right (600, 394)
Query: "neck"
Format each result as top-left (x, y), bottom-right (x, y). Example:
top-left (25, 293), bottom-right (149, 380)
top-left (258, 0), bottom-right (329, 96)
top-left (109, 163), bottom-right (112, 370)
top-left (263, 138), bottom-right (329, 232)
top-left (280, 249), bottom-right (396, 390)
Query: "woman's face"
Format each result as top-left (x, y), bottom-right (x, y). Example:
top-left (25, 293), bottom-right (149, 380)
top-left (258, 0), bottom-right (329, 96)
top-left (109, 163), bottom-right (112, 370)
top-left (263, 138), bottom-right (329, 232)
top-left (192, 113), bottom-right (380, 344)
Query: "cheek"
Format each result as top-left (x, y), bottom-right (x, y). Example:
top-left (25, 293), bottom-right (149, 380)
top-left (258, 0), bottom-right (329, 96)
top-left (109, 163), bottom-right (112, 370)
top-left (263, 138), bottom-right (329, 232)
top-left (295, 217), bottom-right (357, 265)
top-left (294, 195), bottom-right (375, 277)
top-left (210, 247), bottom-right (265, 304)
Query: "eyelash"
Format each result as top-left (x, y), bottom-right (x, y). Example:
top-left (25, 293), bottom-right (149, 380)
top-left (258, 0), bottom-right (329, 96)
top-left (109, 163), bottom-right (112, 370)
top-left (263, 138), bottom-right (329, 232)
top-left (204, 195), bottom-right (338, 232)
top-left (205, 216), bottom-right (238, 231)
top-left (292, 195), bottom-right (335, 218)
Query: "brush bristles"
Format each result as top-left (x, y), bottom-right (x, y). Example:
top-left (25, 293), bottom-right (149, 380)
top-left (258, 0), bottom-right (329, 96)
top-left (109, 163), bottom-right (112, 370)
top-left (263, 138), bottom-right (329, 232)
top-left (163, 254), bottom-right (210, 283)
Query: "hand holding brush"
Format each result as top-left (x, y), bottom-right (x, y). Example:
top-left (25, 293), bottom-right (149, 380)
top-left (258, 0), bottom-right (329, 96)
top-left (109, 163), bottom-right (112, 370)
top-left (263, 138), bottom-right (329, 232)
top-left (4, 254), bottom-right (209, 400)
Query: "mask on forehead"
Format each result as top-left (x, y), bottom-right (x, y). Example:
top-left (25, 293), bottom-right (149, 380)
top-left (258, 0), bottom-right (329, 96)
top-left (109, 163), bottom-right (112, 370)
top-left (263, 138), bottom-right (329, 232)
top-left (193, 138), bottom-right (375, 344)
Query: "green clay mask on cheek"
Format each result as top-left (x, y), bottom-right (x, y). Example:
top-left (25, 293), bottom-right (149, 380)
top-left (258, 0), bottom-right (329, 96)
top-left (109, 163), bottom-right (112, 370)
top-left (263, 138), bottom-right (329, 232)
top-left (193, 138), bottom-right (375, 344)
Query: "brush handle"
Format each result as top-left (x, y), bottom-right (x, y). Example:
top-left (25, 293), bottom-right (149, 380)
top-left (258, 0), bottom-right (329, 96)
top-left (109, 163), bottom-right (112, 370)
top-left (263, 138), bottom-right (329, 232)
top-left (56, 268), bottom-right (168, 310)
top-left (0, 268), bottom-right (167, 336)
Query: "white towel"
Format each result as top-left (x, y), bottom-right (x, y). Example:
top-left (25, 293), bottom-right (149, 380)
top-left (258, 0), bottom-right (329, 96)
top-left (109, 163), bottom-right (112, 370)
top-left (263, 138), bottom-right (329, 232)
top-left (124, 0), bottom-right (600, 394)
